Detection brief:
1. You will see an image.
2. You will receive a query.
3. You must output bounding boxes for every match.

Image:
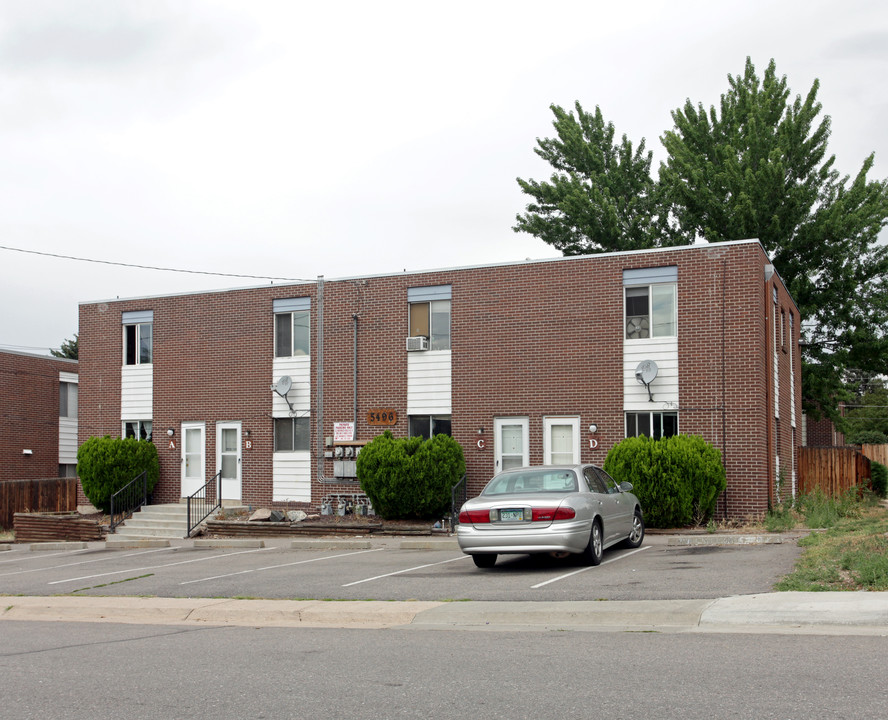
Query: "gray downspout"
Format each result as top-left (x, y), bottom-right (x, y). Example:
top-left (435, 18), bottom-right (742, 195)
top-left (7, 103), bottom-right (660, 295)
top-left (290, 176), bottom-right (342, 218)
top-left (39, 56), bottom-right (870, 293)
top-left (316, 276), bottom-right (324, 486)
top-left (353, 314), bottom-right (358, 432)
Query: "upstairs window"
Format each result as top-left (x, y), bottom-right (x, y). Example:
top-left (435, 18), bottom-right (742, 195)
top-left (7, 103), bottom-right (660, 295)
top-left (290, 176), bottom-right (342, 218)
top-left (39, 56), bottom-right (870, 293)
top-left (273, 298), bottom-right (311, 357)
top-left (623, 267), bottom-right (677, 339)
top-left (122, 310), bottom-right (153, 365)
top-left (408, 285), bottom-right (451, 351)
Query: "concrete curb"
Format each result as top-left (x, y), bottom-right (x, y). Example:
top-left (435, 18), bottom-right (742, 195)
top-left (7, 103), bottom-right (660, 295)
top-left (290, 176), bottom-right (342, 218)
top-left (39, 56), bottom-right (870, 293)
top-left (0, 544), bottom-right (11, 552)
top-left (289, 539), bottom-right (372, 550)
top-left (2, 593), bottom-right (886, 635)
top-left (668, 535), bottom-right (785, 546)
top-left (29, 542), bottom-right (88, 551)
top-left (194, 539), bottom-right (266, 549)
top-left (105, 539), bottom-right (171, 549)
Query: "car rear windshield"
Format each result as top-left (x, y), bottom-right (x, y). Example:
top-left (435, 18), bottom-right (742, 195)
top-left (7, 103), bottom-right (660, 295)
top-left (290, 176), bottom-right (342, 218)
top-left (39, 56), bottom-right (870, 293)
top-left (483, 470), bottom-right (578, 495)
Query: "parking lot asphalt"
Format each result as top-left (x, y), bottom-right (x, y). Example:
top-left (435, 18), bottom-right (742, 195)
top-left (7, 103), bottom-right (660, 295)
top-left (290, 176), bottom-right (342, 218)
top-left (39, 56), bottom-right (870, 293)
top-left (2, 532), bottom-right (886, 634)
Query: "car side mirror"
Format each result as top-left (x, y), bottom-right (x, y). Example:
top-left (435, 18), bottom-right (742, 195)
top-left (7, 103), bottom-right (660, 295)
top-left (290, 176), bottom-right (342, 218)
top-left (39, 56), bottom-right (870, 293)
top-left (619, 482), bottom-right (633, 493)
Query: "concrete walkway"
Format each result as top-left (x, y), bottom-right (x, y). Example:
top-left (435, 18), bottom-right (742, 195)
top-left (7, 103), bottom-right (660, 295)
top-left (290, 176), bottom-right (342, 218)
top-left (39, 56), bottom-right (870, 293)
top-left (2, 592), bottom-right (886, 635)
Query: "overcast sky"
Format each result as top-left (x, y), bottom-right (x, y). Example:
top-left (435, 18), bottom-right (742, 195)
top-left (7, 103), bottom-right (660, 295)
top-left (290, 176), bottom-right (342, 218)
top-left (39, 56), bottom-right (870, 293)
top-left (1, 0), bottom-right (886, 354)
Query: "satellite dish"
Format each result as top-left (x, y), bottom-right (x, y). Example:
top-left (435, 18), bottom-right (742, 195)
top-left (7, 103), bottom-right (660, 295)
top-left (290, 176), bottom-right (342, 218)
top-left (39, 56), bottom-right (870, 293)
top-left (271, 375), bottom-right (295, 414)
top-left (273, 375), bottom-right (292, 397)
top-left (635, 360), bottom-right (658, 402)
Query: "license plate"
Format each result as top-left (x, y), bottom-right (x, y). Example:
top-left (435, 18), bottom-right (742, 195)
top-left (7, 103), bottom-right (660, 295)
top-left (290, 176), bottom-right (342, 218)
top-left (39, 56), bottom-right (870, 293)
top-left (499, 509), bottom-right (525, 522)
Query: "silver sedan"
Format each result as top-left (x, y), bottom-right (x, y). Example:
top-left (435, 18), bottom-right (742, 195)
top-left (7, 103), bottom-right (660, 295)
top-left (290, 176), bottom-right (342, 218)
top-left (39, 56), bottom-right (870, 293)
top-left (456, 464), bottom-right (644, 568)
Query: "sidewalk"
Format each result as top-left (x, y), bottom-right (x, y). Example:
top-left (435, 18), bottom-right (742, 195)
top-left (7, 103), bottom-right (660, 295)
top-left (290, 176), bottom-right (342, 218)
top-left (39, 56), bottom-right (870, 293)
top-left (2, 592), bottom-right (886, 635)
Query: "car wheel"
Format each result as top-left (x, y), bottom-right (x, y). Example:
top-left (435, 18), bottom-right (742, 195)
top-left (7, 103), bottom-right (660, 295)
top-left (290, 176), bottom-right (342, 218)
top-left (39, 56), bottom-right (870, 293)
top-left (583, 520), bottom-right (603, 566)
top-left (623, 509), bottom-right (645, 549)
top-left (472, 553), bottom-right (497, 568)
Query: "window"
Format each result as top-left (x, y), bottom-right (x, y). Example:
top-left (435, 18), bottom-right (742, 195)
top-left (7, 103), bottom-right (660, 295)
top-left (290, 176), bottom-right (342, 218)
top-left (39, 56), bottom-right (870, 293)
top-left (59, 382), bottom-right (78, 418)
top-left (124, 420), bottom-right (153, 442)
top-left (273, 298), bottom-right (311, 357)
top-left (625, 285), bottom-right (676, 339)
top-left (625, 412), bottom-right (677, 439)
top-left (275, 310), bottom-right (310, 357)
top-left (407, 285), bottom-right (451, 351)
top-left (124, 322), bottom-right (152, 364)
top-left (408, 415), bottom-right (451, 441)
top-left (274, 417), bottom-right (310, 451)
top-left (409, 300), bottom-right (450, 350)
top-left (623, 267), bottom-right (677, 339)
top-left (59, 464), bottom-right (77, 478)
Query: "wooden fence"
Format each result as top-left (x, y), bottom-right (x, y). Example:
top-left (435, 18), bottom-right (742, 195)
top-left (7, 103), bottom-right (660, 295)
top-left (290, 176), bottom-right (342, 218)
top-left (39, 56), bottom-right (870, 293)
top-left (797, 447), bottom-right (871, 498)
top-left (860, 444), bottom-right (888, 467)
top-left (0, 478), bottom-right (78, 530)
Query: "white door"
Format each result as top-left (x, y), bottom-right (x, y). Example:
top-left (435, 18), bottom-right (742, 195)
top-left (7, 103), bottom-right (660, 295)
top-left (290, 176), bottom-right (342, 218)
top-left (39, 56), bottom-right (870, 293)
top-left (544, 417), bottom-right (580, 465)
top-left (217, 421), bottom-right (242, 501)
top-left (494, 417), bottom-right (529, 474)
top-left (181, 422), bottom-right (206, 497)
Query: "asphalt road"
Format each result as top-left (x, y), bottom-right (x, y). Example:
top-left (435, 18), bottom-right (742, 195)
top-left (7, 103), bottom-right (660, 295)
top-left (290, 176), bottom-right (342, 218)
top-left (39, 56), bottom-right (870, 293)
top-left (0, 533), bottom-right (803, 601)
top-left (2, 620), bottom-right (885, 720)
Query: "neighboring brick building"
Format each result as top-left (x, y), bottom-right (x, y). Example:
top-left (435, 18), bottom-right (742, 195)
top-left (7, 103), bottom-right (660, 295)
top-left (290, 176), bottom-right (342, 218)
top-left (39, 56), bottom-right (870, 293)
top-left (0, 349), bottom-right (78, 481)
top-left (77, 239), bottom-right (801, 519)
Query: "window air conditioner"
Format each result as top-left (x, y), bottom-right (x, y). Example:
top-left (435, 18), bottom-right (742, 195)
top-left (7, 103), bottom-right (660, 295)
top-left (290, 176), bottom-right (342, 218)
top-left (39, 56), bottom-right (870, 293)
top-left (406, 336), bottom-right (429, 351)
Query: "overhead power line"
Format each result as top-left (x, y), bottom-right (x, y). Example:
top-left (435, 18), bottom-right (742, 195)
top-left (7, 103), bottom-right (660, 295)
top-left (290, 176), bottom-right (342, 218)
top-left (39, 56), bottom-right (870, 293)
top-left (0, 244), bottom-right (314, 283)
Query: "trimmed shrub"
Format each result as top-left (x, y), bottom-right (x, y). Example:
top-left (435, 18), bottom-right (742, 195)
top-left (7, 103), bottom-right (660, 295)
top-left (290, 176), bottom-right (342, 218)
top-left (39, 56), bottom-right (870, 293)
top-left (871, 461), bottom-right (888, 499)
top-left (77, 436), bottom-right (160, 512)
top-left (603, 434), bottom-right (726, 528)
top-left (356, 431), bottom-right (466, 520)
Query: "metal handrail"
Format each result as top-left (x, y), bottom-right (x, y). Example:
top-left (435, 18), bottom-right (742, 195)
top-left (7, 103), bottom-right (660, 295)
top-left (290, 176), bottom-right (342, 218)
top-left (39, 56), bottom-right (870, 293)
top-left (186, 471), bottom-right (222, 537)
top-left (109, 471), bottom-right (148, 533)
top-left (450, 473), bottom-right (467, 533)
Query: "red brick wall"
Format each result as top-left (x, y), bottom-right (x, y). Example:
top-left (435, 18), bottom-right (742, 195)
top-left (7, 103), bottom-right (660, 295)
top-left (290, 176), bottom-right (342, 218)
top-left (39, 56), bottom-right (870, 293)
top-left (78, 240), bottom-right (802, 519)
top-left (0, 350), bottom-right (77, 481)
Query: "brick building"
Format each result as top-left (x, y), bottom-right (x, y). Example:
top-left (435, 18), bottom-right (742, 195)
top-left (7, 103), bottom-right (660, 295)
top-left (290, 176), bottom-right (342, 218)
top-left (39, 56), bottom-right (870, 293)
top-left (0, 349), bottom-right (78, 481)
top-left (77, 239), bottom-right (801, 519)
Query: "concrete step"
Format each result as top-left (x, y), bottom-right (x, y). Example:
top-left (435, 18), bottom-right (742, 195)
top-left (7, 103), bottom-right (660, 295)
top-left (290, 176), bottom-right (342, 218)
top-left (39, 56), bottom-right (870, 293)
top-left (114, 503), bottom-right (191, 540)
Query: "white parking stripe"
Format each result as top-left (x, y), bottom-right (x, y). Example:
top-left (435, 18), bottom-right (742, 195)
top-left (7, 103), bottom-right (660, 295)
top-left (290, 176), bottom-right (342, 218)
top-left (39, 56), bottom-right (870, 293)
top-left (530, 546), bottom-right (650, 588)
top-left (47, 548), bottom-right (267, 585)
top-left (0, 547), bottom-right (172, 578)
top-left (342, 555), bottom-right (471, 586)
top-left (179, 547), bottom-right (385, 585)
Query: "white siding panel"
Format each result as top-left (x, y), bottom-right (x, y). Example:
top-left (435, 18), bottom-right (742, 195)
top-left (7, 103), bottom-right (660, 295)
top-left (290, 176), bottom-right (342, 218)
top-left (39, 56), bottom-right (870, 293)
top-left (59, 417), bottom-right (78, 464)
top-left (407, 350), bottom-right (451, 414)
top-left (121, 365), bottom-right (153, 418)
top-left (272, 357), bottom-right (311, 416)
top-left (273, 452), bottom-right (311, 501)
top-left (623, 337), bottom-right (679, 412)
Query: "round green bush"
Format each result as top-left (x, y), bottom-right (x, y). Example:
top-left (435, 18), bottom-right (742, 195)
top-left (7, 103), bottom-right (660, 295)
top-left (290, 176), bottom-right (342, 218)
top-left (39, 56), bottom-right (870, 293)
top-left (603, 434), bottom-right (726, 528)
top-left (356, 430), bottom-right (466, 520)
top-left (77, 435), bottom-right (160, 512)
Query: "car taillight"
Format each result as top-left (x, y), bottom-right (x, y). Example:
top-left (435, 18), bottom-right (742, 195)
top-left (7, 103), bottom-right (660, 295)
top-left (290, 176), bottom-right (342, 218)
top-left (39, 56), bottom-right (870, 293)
top-left (531, 507), bottom-right (576, 522)
top-left (459, 509), bottom-right (491, 524)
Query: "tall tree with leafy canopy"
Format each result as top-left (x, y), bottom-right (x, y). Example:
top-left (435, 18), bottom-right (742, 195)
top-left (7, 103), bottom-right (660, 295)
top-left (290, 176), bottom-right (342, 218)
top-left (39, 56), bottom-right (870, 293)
top-left (659, 58), bottom-right (888, 420)
top-left (514, 58), bottom-right (888, 420)
top-left (514, 102), bottom-right (683, 254)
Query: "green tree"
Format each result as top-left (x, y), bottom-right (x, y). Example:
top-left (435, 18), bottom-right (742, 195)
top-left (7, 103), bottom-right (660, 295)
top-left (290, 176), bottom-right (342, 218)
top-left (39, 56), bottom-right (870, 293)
top-left (660, 58), bottom-right (888, 421)
top-left (842, 384), bottom-right (888, 443)
top-left (514, 58), bottom-right (888, 420)
top-left (51, 334), bottom-right (78, 360)
top-left (514, 102), bottom-right (681, 254)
